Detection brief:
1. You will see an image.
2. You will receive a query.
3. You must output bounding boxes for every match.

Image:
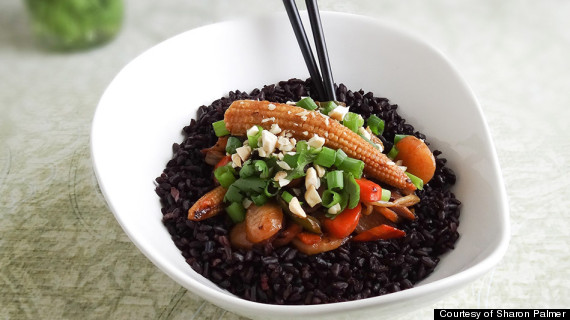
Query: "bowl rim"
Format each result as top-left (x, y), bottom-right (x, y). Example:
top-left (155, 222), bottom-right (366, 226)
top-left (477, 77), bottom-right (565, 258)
top-left (91, 10), bottom-right (510, 316)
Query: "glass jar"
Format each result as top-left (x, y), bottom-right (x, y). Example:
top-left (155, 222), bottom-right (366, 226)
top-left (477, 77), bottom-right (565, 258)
top-left (25, 0), bottom-right (124, 51)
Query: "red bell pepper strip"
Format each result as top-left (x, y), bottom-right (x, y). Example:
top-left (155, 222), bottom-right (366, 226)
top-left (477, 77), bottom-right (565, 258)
top-left (296, 232), bottom-right (322, 245)
top-left (352, 224), bottom-right (406, 242)
top-left (323, 203), bottom-right (362, 239)
top-left (214, 155), bottom-right (232, 169)
top-left (355, 178), bottom-right (382, 202)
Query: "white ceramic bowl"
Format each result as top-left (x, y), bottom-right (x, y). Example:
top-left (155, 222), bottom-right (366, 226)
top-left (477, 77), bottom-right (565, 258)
top-left (91, 12), bottom-right (509, 319)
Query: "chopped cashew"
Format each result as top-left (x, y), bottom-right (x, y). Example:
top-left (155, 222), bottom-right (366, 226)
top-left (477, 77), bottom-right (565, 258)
top-left (307, 134), bottom-right (325, 149)
top-left (304, 185), bottom-right (322, 207)
top-left (235, 145), bottom-right (252, 162)
top-left (261, 130), bottom-right (277, 155)
top-left (305, 167), bottom-right (320, 189)
top-left (327, 203), bottom-right (342, 215)
top-left (289, 197), bottom-right (307, 218)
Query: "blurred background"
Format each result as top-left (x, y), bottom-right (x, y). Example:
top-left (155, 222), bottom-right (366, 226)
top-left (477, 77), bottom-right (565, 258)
top-left (1, 0), bottom-right (569, 319)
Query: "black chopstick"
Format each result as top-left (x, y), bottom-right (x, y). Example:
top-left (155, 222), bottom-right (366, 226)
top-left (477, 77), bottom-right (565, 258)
top-left (305, 0), bottom-right (336, 101)
top-left (283, 0), bottom-right (335, 101)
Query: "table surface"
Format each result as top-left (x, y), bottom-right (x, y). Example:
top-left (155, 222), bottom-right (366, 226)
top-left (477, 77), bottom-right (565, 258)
top-left (1, 0), bottom-right (569, 319)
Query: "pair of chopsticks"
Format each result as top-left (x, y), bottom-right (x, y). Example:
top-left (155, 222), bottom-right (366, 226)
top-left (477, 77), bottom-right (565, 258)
top-left (283, 0), bottom-right (336, 102)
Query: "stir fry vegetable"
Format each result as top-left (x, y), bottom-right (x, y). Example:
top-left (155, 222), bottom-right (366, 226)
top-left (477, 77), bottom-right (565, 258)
top-left (192, 99), bottom-right (439, 254)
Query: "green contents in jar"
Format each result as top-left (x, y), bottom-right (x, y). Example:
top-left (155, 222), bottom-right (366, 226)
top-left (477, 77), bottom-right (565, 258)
top-left (25, 0), bottom-right (123, 51)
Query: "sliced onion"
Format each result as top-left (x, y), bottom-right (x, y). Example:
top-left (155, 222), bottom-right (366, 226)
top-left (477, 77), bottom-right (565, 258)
top-left (204, 150), bottom-right (225, 166)
top-left (362, 202), bottom-right (374, 216)
top-left (393, 194), bottom-right (420, 207)
top-left (368, 194), bottom-right (420, 208)
top-left (354, 211), bottom-right (393, 234)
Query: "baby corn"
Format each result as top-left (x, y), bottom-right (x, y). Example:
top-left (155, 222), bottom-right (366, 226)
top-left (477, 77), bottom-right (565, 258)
top-left (224, 100), bottom-right (416, 192)
top-left (188, 185), bottom-right (227, 221)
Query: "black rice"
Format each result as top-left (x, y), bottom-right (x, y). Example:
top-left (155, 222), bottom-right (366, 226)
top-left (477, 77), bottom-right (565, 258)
top-left (155, 78), bottom-right (461, 304)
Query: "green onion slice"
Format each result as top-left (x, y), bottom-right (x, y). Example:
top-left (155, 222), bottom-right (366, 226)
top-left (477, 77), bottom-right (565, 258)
top-left (342, 112), bottom-right (364, 133)
top-left (225, 136), bottom-right (242, 154)
top-left (344, 172), bottom-right (360, 209)
top-left (226, 202), bottom-right (246, 223)
top-left (281, 191), bottom-right (294, 203)
top-left (214, 164), bottom-right (236, 188)
top-left (394, 134), bottom-right (409, 145)
top-left (296, 97), bottom-right (318, 110)
top-left (338, 157), bottom-right (364, 179)
top-left (320, 101), bottom-right (337, 115)
top-left (247, 125), bottom-right (263, 148)
top-left (406, 172), bottom-right (424, 190)
top-left (314, 146), bottom-right (336, 168)
top-left (387, 146), bottom-right (399, 159)
top-left (336, 190), bottom-right (349, 215)
top-left (325, 170), bottom-right (344, 190)
top-left (334, 149), bottom-right (347, 167)
top-left (321, 190), bottom-right (341, 208)
top-left (212, 120), bottom-right (230, 137)
top-left (381, 189), bottom-right (391, 202)
top-left (366, 115), bottom-right (385, 136)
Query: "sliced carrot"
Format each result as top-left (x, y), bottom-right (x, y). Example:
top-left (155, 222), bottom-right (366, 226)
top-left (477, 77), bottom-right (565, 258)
top-left (296, 232), bottom-right (322, 245)
top-left (323, 203), bottom-right (361, 239)
top-left (352, 224), bottom-right (406, 242)
top-left (394, 136), bottom-right (436, 183)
